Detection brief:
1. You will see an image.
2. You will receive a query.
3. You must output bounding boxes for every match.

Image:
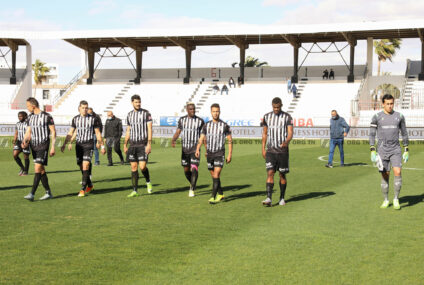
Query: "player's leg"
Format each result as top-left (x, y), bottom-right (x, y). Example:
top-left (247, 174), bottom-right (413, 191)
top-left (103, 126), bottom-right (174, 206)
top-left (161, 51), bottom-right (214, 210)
top-left (189, 154), bottom-right (200, 197)
top-left (39, 160), bottom-right (52, 200)
top-left (182, 152), bottom-right (192, 184)
top-left (79, 160), bottom-right (91, 197)
top-left (139, 159), bottom-right (152, 194)
top-left (392, 162), bottom-right (402, 210)
top-left (326, 139), bottom-right (335, 168)
top-left (213, 166), bottom-right (225, 202)
top-left (277, 152), bottom-right (289, 205)
top-left (23, 152), bottom-right (30, 175)
top-left (183, 166), bottom-right (191, 183)
top-left (263, 152), bottom-right (276, 206)
top-left (209, 166), bottom-right (223, 203)
top-left (207, 157), bottom-right (216, 203)
top-left (13, 148), bottom-right (25, 175)
top-left (127, 146), bottom-right (140, 197)
top-left (380, 171), bottom-right (390, 208)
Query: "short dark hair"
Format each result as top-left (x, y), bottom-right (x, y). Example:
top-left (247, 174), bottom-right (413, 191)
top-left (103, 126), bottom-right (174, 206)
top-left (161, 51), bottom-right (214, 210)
top-left (211, 103), bottom-right (220, 109)
top-left (18, 111), bottom-right (27, 120)
top-left (331, 110), bottom-right (337, 113)
top-left (79, 100), bottom-right (88, 107)
top-left (26, 97), bottom-right (39, 107)
top-left (272, 97), bottom-right (282, 105)
top-left (382, 94), bottom-right (394, 103)
top-left (186, 103), bottom-right (195, 108)
top-left (131, 94), bottom-right (141, 102)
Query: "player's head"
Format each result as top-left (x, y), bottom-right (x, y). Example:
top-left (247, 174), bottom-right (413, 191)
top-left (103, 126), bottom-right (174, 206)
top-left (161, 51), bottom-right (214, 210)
top-left (331, 110), bottom-right (338, 119)
top-left (107, 111), bottom-right (113, 119)
top-left (79, 100), bottom-right (89, 116)
top-left (271, 97), bottom-right (282, 114)
top-left (210, 103), bottom-right (220, 121)
top-left (18, 111), bottom-right (27, 122)
top-left (26, 97), bottom-right (39, 113)
top-left (186, 103), bottom-right (195, 117)
top-left (131, 94), bottom-right (141, 110)
top-left (87, 107), bottom-right (94, 115)
top-left (382, 94), bottom-right (394, 113)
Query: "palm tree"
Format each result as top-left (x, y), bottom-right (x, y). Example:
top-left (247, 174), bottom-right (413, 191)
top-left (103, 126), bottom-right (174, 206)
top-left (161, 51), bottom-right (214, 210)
top-left (32, 59), bottom-right (50, 97)
top-left (232, 56), bottom-right (269, 68)
top-left (374, 39), bottom-right (401, 76)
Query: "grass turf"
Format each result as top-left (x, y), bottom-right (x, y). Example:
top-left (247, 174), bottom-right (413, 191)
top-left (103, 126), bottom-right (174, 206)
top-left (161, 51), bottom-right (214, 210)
top-left (0, 138), bottom-right (423, 284)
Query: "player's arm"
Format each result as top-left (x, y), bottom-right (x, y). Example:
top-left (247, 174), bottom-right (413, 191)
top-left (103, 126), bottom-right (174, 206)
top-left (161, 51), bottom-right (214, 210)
top-left (145, 121), bottom-right (153, 154)
top-left (226, 134), bottom-right (233, 164)
top-left (400, 114), bottom-right (409, 162)
top-left (22, 126), bottom-right (31, 149)
top-left (282, 125), bottom-right (293, 147)
top-left (13, 129), bottom-right (18, 144)
top-left (61, 127), bottom-right (75, 152)
top-left (124, 125), bottom-right (130, 154)
top-left (369, 114), bottom-right (378, 162)
top-left (171, 129), bottom-right (182, 148)
top-left (49, 124), bottom-right (56, 157)
top-left (262, 125), bottom-right (267, 159)
top-left (95, 128), bottom-right (106, 154)
top-left (195, 134), bottom-right (205, 158)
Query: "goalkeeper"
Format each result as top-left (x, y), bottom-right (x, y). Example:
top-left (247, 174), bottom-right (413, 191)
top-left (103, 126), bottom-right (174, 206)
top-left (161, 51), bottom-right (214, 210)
top-left (369, 94), bottom-right (409, 210)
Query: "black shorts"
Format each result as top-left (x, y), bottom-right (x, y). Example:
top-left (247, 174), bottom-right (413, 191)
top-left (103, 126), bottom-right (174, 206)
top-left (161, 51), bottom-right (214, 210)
top-left (128, 145), bottom-right (148, 162)
top-left (181, 152), bottom-right (200, 167)
top-left (207, 155), bottom-right (225, 170)
top-left (31, 143), bottom-right (49, 166)
top-left (14, 140), bottom-right (31, 154)
top-left (76, 143), bottom-right (94, 165)
top-left (266, 152), bottom-right (289, 174)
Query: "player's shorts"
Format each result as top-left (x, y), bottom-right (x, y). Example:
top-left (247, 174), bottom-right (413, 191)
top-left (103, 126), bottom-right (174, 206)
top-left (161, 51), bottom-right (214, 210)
top-left (266, 152), bottom-right (289, 174)
top-left (181, 152), bottom-right (200, 167)
top-left (206, 155), bottom-right (225, 170)
top-left (31, 142), bottom-right (49, 166)
top-left (13, 140), bottom-right (31, 154)
top-left (128, 145), bottom-right (148, 163)
top-left (378, 152), bottom-right (402, 172)
top-left (76, 142), bottom-right (94, 165)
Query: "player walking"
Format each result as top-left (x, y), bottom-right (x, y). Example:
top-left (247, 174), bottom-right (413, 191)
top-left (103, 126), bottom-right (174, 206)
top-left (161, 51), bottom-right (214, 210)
top-left (124, 95), bottom-right (153, 197)
top-left (261, 97), bottom-right (293, 207)
top-left (171, 103), bottom-right (205, 197)
top-left (195, 103), bottom-right (232, 204)
top-left (369, 94), bottom-right (409, 210)
top-left (22, 98), bottom-right (56, 201)
top-left (61, 101), bottom-right (105, 197)
top-left (13, 111), bottom-right (30, 176)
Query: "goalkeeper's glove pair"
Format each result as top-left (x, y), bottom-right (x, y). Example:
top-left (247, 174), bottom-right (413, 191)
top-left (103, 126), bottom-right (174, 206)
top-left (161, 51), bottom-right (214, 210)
top-left (370, 146), bottom-right (409, 163)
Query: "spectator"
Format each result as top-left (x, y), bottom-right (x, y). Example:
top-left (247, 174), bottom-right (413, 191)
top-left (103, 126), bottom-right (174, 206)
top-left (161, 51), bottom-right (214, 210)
top-left (322, 69), bottom-right (329, 80)
top-left (329, 69), bottom-right (335, 80)
top-left (221, 84), bottom-right (229, 95)
top-left (287, 77), bottom-right (292, 93)
top-left (325, 110), bottom-right (350, 168)
top-left (104, 111), bottom-right (124, 166)
top-left (88, 107), bottom-right (102, 165)
top-left (291, 84), bottom-right (298, 98)
top-left (212, 84), bottom-right (220, 95)
top-left (228, 77), bottom-right (235, 88)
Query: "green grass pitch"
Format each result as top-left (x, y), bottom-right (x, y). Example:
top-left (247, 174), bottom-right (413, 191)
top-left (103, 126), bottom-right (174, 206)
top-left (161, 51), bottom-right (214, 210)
top-left (1, 138), bottom-right (423, 284)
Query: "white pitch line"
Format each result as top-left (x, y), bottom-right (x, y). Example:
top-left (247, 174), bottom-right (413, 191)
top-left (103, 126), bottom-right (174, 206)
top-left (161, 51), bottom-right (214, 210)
top-left (317, 155), bottom-right (424, 171)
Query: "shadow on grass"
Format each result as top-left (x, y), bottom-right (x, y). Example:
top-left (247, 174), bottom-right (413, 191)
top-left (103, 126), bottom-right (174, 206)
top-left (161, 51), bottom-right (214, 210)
top-left (342, 162), bottom-right (368, 167)
top-left (48, 169), bottom-right (81, 174)
top-left (152, 184), bottom-right (209, 195)
top-left (223, 190), bottom-right (263, 202)
top-left (92, 177), bottom-right (130, 183)
top-left (53, 184), bottom-right (160, 199)
top-left (286, 191), bottom-right (335, 203)
top-left (400, 194), bottom-right (424, 208)
top-left (0, 185), bottom-right (32, 191)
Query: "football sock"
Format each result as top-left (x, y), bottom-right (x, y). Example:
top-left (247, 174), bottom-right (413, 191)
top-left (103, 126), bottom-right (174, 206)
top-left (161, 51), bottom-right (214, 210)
top-left (212, 178), bottom-right (219, 198)
top-left (217, 178), bottom-right (223, 195)
top-left (142, 168), bottom-right (150, 183)
top-left (190, 167), bottom-right (198, 191)
top-left (394, 176), bottom-right (402, 199)
top-left (31, 173), bottom-right (42, 195)
top-left (24, 158), bottom-right (30, 172)
top-left (184, 170), bottom-right (192, 183)
top-left (381, 177), bottom-right (389, 201)
top-left (279, 182), bottom-right (287, 200)
top-left (131, 171), bottom-right (139, 192)
top-left (88, 163), bottom-right (92, 176)
top-left (81, 170), bottom-right (90, 190)
top-left (266, 183), bottom-right (274, 199)
top-left (14, 156), bottom-right (24, 170)
top-left (40, 173), bottom-right (51, 194)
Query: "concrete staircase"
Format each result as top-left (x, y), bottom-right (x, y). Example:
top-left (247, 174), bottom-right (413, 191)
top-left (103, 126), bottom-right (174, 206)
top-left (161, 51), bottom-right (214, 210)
top-left (287, 78), bottom-right (307, 115)
top-left (400, 77), bottom-right (415, 109)
top-left (179, 82), bottom-right (202, 113)
top-left (104, 81), bottom-right (133, 113)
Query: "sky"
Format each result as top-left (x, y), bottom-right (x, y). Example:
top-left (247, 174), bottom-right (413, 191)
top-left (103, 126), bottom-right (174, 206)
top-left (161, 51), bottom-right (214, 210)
top-left (1, 0), bottom-right (424, 83)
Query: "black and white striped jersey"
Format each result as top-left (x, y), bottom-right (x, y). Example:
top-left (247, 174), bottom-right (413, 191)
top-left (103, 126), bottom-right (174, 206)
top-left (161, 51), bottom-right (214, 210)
top-left (178, 115), bottom-right (205, 153)
top-left (27, 111), bottom-right (54, 147)
top-left (71, 114), bottom-right (101, 145)
top-left (201, 120), bottom-right (231, 156)
top-left (126, 108), bottom-right (152, 145)
top-left (263, 111), bottom-right (293, 153)
top-left (16, 121), bottom-right (27, 142)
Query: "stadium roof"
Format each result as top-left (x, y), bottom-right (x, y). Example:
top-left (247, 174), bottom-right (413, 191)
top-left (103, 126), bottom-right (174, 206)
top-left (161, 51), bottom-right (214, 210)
top-left (0, 19), bottom-right (424, 49)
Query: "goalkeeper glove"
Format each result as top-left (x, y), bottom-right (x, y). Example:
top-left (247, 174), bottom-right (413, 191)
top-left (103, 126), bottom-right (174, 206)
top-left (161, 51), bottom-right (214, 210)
top-left (402, 147), bottom-right (409, 163)
top-left (370, 146), bottom-right (377, 163)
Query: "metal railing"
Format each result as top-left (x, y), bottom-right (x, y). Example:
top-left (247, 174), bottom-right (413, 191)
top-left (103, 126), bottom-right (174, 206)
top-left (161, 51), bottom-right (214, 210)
top-left (52, 69), bottom-right (84, 105)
